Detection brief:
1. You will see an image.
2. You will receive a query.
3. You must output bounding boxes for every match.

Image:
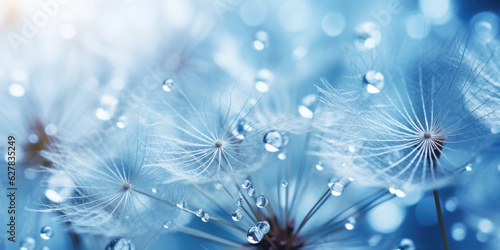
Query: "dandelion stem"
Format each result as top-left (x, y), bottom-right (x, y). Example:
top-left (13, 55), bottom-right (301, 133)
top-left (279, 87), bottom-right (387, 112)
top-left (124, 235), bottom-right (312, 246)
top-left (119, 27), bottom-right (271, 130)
top-left (433, 189), bottom-right (449, 250)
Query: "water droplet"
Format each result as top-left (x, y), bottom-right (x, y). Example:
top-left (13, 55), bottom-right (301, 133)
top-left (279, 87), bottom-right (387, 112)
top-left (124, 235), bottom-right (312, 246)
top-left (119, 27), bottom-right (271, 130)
top-left (465, 163), bottom-right (473, 172)
top-left (247, 226), bottom-right (264, 244)
top-left (162, 79), bottom-right (175, 92)
top-left (257, 220), bottom-right (271, 234)
top-left (316, 162), bottom-right (324, 171)
top-left (235, 195), bottom-right (244, 206)
top-left (152, 188), bottom-right (157, 193)
top-left (282, 181), bottom-right (288, 187)
top-left (253, 31), bottom-right (269, 51)
top-left (9, 83), bottom-right (25, 97)
top-left (354, 22), bottom-right (381, 51)
top-left (247, 187), bottom-right (256, 196)
top-left (344, 217), bottom-right (356, 230)
top-left (177, 200), bottom-right (187, 209)
top-left (20, 237), bottom-right (36, 250)
top-left (40, 226), bottom-right (53, 240)
top-left (397, 238), bottom-right (415, 250)
top-left (232, 119), bottom-right (252, 140)
top-left (388, 187), bottom-right (407, 198)
top-left (241, 180), bottom-right (252, 189)
top-left (255, 69), bottom-right (273, 93)
top-left (195, 208), bottom-right (205, 217)
top-left (28, 134), bottom-right (39, 143)
top-left (329, 176), bottom-right (352, 196)
top-left (445, 197), bottom-right (458, 212)
top-left (278, 153), bottom-right (287, 160)
top-left (201, 213), bottom-right (210, 222)
top-left (163, 220), bottom-right (172, 229)
top-left (263, 131), bottom-right (284, 152)
top-left (116, 116), bottom-right (128, 129)
top-left (96, 95), bottom-right (118, 120)
top-left (363, 71), bottom-right (384, 94)
top-left (298, 94), bottom-right (317, 119)
top-left (451, 222), bottom-right (467, 241)
top-left (44, 124), bottom-right (57, 136)
top-left (232, 209), bottom-right (244, 221)
top-left (255, 195), bottom-right (269, 208)
top-left (105, 238), bottom-right (136, 250)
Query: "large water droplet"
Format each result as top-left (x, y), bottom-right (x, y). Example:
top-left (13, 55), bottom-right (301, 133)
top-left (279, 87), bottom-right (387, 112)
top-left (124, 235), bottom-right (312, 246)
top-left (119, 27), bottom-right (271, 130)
top-left (247, 226), bottom-right (264, 244)
top-left (256, 220), bottom-right (270, 234)
top-left (397, 238), bottom-right (415, 250)
top-left (255, 195), bottom-right (269, 208)
top-left (354, 22), bottom-right (381, 51)
top-left (235, 195), bottom-right (244, 206)
top-left (263, 131), bottom-right (284, 152)
top-left (105, 238), bottom-right (136, 250)
top-left (195, 208), bottom-right (205, 217)
top-left (232, 209), bottom-right (244, 221)
top-left (162, 79), bottom-right (175, 92)
top-left (253, 31), bottom-right (269, 51)
top-left (363, 71), bottom-right (384, 94)
top-left (298, 94), bottom-right (317, 119)
top-left (241, 180), bottom-right (252, 189)
top-left (329, 176), bottom-right (353, 196)
top-left (40, 226), bottom-right (53, 240)
top-left (20, 237), bottom-right (36, 250)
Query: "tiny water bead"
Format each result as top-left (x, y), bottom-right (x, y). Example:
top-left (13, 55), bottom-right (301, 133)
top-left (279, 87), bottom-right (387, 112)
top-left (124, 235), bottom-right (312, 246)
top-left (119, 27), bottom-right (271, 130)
top-left (232, 209), bottom-right (244, 221)
top-left (105, 238), bottom-right (136, 250)
top-left (241, 180), bottom-right (252, 189)
top-left (354, 22), bottom-right (381, 51)
top-left (278, 152), bottom-right (287, 160)
top-left (315, 162), bottom-right (324, 171)
top-left (329, 176), bottom-right (353, 196)
top-left (116, 115), bottom-right (128, 129)
top-left (177, 200), bottom-right (187, 209)
top-left (263, 131), bottom-right (284, 152)
top-left (247, 187), bottom-right (256, 196)
top-left (397, 238), bottom-right (415, 250)
top-left (201, 213), bottom-right (210, 222)
top-left (40, 226), bottom-right (53, 240)
top-left (363, 70), bottom-right (384, 94)
top-left (162, 79), bottom-right (175, 92)
top-left (344, 217), bottom-right (356, 230)
top-left (256, 220), bottom-right (270, 234)
top-left (298, 94), bottom-right (317, 119)
top-left (247, 226), bottom-right (264, 244)
top-left (388, 187), bottom-right (407, 198)
top-left (253, 31), bottom-right (269, 51)
top-left (152, 188), bottom-right (157, 193)
top-left (195, 208), bottom-right (205, 217)
top-left (255, 195), bottom-right (269, 208)
top-left (163, 220), bottom-right (172, 229)
top-left (20, 237), bottom-right (36, 250)
top-left (255, 69), bottom-right (273, 93)
top-left (235, 195), bottom-right (244, 206)
top-left (465, 163), bottom-right (473, 172)
top-left (232, 119), bottom-right (252, 140)
top-left (282, 181), bottom-right (288, 187)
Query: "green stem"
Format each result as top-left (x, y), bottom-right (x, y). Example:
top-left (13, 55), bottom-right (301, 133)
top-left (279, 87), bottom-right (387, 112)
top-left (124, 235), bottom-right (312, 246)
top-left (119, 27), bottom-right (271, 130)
top-left (433, 189), bottom-right (449, 250)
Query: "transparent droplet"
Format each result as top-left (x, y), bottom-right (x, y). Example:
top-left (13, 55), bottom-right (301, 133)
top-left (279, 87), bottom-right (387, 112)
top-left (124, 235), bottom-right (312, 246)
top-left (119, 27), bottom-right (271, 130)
top-left (397, 238), bottom-right (415, 250)
top-left (263, 131), bottom-right (284, 152)
top-left (177, 200), bottom-right (187, 209)
top-left (298, 94), bottom-right (317, 119)
top-left (247, 187), bottom-right (256, 196)
top-left (329, 176), bottom-right (352, 196)
top-left (344, 217), bottom-right (356, 230)
top-left (256, 220), bottom-right (271, 234)
top-left (9, 83), bottom-right (25, 97)
top-left (152, 188), bottom-right (157, 193)
top-left (282, 181), bottom-right (288, 187)
top-left (201, 213), bottom-right (210, 222)
top-left (116, 116), bottom-right (128, 129)
top-left (354, 22), bottom-right (381, 51)
top-left (465, 163), bottom-right (473, 172)
top-left (255, 69), bottom-right (273, 93)
top-left (278, 153), bottom-right (287, 160)
top-left (363, 71), bottom-right (384, 94)
top-left (105, 238), bottom-right (136, 250)
top-left (253, 31), bottom-right (269, 51)
top-left (241, 180), bottom-right (252, 189)
top-left (44, 124), bottom-right (57, 136)
top-left (163, 220), bottom-right (172, 229)
top-left (247, 226), bottom-right (264, 244)
top-left (40, 226), bottom-right (53, 240)
top-left (20, 237), bottom-right (36, 250)
top-left (232, 119), bottom-right (252, 140)
top-left (195, 208), bottom-right (205, 217)
top-left (316, 162), bottom-right (324, 171)
top-left (28, 134), bottom-right (39, 144)
top-left (389, 187), bottom-right (407, 198)
top-left (162, 79), bottom-right (175, 92)
top-left (255, 195), bottom-right (269, 208)
top-left (45, 174), bottom-right (73, 203)
top-left (235, 195), bottom-right (244, 206)
top-left (96, 95), bottom-right (118, 120)
top-left (232, 209), bottom-right (244, 221)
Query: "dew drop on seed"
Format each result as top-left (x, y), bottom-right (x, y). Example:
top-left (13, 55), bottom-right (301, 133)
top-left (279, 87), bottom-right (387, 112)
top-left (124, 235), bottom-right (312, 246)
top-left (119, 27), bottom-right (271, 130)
top-left (40, 226), bottom-right (53, 240)
top-left (256, 220), bottom-right (271, 234)
top-left (163, 220), bottom-right (172, 229)
top-left (232, 119), bottom-right (252, 140)
top-left (330, 182), bottom-right (345, 196)
top-left (354, 22), bottom-right (381, 51)
top-left (201, 213), bottom-right (210, 222)
top-left (152, 188), bottom-right (157, 193)
top-left (363, 71), bottom-right (384, 94)
top-left (328, 178), bottom-right (335, 187)
top-left (232, 209), bottom-right (244, 221)
top-left (397, 238), bottom-right (415, 250)
top-left (195, 208), bottom-right (205, 217)
top-left (247, 226), bottom-right (264, 244)
top-left (241, 180), bottom-right (252, 189)
top-left (235, 195), bottom-right (244, 206)
top-left (316, 162), bottom-right (324, 171)
top-left (20, 237), bottom-right (36, 250)
top-left (282, 181), bottom-right (288, 187)
top-left (116, 116), bottom-right (128, 129)
top-left (465, 163), bottom-right (473, 172)
top-left (255, 195), bottom-right (269, 208)
top-left (255, 69), bottom-right (273, 92)
top-left (28, 134), bottom-right (39, 144)
top-left (344, 217), bottom-right (356, 230)
top-left (162, 79), bottom-right (175, 92)
top-left (247, 187), bottom-right (256, 196)
top-left (298, 94), bottom-right (317, 119)
top-left (105, 238), bottom-right (136, 250)
top-left (264, 131), bottom-right (284, 152)
top-left (278, 153), bottom-right (287, 160)
top-left (253, 31), bottom-right (269, 51)
top-left (177, 200), bottom-right (187, 209)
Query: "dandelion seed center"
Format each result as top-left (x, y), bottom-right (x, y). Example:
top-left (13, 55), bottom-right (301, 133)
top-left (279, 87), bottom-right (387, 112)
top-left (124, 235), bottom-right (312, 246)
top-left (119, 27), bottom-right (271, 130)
top-left (123, 182), bottom-right (132, 190)
top-left (215, 140), bottom-right (223, 148)
top-left (423, 132), bottom-right (432, 139)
